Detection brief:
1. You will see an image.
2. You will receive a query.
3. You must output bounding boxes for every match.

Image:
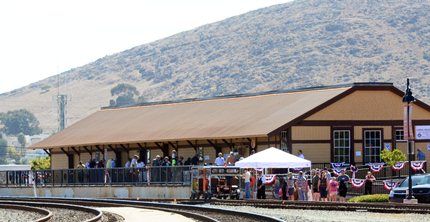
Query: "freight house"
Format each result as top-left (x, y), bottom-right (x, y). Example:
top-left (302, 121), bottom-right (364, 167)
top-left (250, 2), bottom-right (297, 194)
top-left (31, 83), bottom-right (430, 169)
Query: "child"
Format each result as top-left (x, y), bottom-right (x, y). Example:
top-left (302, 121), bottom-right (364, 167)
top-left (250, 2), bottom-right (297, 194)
top-left (328, 176), bottom-right (338, 202)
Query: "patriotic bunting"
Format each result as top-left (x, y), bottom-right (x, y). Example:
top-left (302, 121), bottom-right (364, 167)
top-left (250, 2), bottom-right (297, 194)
top-left (383, 180), bottom-right (398, 191)
top-left (332, 167), bottom-right (347, 176)
top-left (351, 178), bottom-right (365, 188)
top-left (392, 162), bottom-right (406, 171)
top-left (411, 161), bottom-right (426, 171)
top-left (331, 162), bottom-right (350, 168)
top-left (368, 163), bottom-right (385, 173)
top-left (263, 175), bottom-right (276, 185)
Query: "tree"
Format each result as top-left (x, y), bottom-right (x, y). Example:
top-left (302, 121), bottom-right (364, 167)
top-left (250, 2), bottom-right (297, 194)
top-left (0, 109), bottom-right (42, 136)
top-left (30, 156), bottom-right (51, 170)
top-left (0, 138), bottom-right (8, 164)
top-left (109, 83), bottom-right (140, 107)
top-left (7, 146), bottom-right (22, 164)
top-left (381, 149), bottom-right (407, 190)
top-left (381, 149), bottom-right (407, 167)
top-left (17, 133), bottom-right (26, 150)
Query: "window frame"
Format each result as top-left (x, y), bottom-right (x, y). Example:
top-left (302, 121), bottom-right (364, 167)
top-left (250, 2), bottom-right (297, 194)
top-left (332, 129), bottom-right (351, 163)
top-left (363, 129), bottom-right (383, 163)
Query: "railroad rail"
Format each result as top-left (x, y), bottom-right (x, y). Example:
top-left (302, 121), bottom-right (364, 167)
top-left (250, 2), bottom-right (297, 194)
top-left (0, 200), bottom-right (102, 222)
top-left (208, 199), bottom-right (430, 214)
top-left (0, 203), bottom-right (52, 222)
top-left (0, 197), bottom-right (285, 222)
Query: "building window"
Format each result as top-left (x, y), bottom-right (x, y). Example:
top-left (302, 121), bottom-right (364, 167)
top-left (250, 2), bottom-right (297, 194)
top-left (395, 129), bottom-right (404, 141)
top-left (280, 131), bottom-right (288, 152)
top-left (333, 130), bottom-right (350, 163)
top-left (364, 130), bottom-right (382, 163)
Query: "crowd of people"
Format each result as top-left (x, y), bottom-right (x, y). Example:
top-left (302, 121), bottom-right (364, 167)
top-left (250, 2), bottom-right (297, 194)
top-left (242, 167), bottom-right (378, 203)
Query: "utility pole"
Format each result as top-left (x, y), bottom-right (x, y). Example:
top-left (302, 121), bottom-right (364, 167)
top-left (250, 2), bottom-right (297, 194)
top-left (57, 73), bottom-right (68, 131)
top-left (402, 78), bottom-right (417, 204)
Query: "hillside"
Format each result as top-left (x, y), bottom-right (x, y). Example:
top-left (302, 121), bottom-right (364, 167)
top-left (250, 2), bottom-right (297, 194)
top-left (1, 0), bottom-right (430, 132)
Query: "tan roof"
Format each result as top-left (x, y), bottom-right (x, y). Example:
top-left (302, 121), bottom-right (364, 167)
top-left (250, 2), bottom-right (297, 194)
top-left (31, 86), bottom-right (351, 149)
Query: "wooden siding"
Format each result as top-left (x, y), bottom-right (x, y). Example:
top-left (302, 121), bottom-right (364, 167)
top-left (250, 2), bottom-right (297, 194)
top-left (305, 90), bottom-right (430, 121)
top-left (291, 126), bottom-right (330, 140)
top-left (292, 143), bottom-right (330, 163)
top-left (51, 154), bottom-right (68, 169)
top-left (353, 126), bottom-right (392, 140)
top-left (354, 143), bottom-right (363, 163)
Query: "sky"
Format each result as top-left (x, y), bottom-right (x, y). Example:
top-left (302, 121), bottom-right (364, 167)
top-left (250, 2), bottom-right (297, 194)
top-left (0, 0), bottom-right (290, 94)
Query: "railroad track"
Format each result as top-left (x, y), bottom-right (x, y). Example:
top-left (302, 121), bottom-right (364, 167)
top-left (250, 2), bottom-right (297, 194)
top-left (0, 200), bottom-right (102, 222)
top-left (207, 199), bottom-right (430, 214)
top-left (0, 197), bottom-right (285, 222)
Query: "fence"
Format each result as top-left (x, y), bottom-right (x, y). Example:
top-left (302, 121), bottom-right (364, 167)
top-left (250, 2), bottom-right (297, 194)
top-left (0, 166), bottom-right (192, 187)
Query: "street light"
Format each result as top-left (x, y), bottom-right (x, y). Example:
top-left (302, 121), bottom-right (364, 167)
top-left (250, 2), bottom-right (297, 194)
top-left (402, 78), bottom-right (415, 200)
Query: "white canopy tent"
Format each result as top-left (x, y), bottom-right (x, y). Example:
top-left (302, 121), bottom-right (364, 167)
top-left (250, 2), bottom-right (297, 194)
top-left (235, 147), bottom-right (311, 169)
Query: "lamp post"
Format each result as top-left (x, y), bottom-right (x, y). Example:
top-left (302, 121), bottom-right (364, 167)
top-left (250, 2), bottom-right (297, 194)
top-left (402, 78), bottom-right (415, 200)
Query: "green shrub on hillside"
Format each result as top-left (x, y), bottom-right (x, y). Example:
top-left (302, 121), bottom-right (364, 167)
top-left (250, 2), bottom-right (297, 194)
top-left (348, 194), bottom-right (389, 203)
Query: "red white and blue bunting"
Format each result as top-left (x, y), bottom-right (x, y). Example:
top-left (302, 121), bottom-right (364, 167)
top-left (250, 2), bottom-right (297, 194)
top-left (331, 162), bottom-right (346, 168)
top-left (292, 168), bottom-right (303, 172)
top-left (351, 178), bottom-right (365, 188)
top-left (263, 175), bottom-right (276, 185)
top-left (392, 162), bottom-right (406, 171)
top-left (411, 161), bottom-right (426, 171)
top-left (368, 163), bottom-right (385, 173)
top-left (332, 167), bottom-right (348, 176)
top-left (383, 180), bottom-right (398, 191)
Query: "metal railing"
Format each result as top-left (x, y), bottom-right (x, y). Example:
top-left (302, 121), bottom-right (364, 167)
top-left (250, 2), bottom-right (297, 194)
top-left (0, 166), bottom-right (192, 187)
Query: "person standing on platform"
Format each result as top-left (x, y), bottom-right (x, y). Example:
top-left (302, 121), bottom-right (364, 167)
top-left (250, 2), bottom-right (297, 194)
top-left (296, 171), bottom-right (308, 201)
top-left (319, 171), bottom-right (329, 202)
top-left (215, 152), bottom-right (225, 166)
top-left (227, 152), bottom-right (236, 166)
top-left (337, 170), bottom-right (350, 202)
top-left (286, 172), bottom-right (296, 201)
top-left (417, 149), bottom-right (427, 172)
top-left (244, 169), bottom-right (251, 200)
top-left (364, 171), bottom-right (376, 195)
top-left (312, 170), bottom-right (321, 201)
top-left (417, 149), bottom-right (426, 161)
top-left (257, 173), bottom-right (266, 199)
top-left (350, 162), bottom-right (357, 179)
top-left (328, 176), bottom-right (338, 202)
top-left (298, 150), bottom-right (305, 159)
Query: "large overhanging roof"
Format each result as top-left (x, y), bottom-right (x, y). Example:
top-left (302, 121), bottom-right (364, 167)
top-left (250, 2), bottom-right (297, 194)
top-left (31, 86), bottom-right (353, 149)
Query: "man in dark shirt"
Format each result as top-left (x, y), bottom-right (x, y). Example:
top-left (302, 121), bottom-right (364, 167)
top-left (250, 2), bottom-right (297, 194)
top-left (337, 169), bottom-right (350, 202)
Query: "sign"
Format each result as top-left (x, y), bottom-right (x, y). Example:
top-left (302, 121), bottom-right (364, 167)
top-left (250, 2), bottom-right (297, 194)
top-left (384, 143), bottom-right (391, 151)
top-left (210, 167), bottom-right (240, 175)
top-left (403, 104), bottom-right (414, 140)
top-left (427, 144), bottom-right (430, 152)
top-left (415, 125), bottom-right (430, 140)
top-left (355, 151), bottom-right (361, 157)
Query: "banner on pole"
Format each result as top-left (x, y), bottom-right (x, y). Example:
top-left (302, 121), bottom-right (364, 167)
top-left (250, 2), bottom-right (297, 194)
top-left (403, 104), bottom-right (414, 140)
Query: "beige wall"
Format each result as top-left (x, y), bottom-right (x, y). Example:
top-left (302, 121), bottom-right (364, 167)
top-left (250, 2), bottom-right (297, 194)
top-left (353, 126), bottom-right (392, 140)
top-left (395, 142), bottom-right (407, 155)
top-left (306, 90), bottom-right (430, 121)
top-left (292, 143), bottom-right (330, 163)
top-left (51, 154), bottom-right (68, 169)
top-left (0, 186), bottom-right (191, 199)
top-left (354, 143), bottom-right (363, 163)
top-left (292, 126), bottom-right (330, 140)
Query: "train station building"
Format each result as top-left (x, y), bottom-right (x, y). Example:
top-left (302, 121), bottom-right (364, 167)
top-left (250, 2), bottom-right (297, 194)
top-left (31, 82), bottom-right (430, 169)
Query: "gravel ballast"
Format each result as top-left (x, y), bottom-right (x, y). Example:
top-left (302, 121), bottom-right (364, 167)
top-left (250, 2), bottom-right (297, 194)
top-left (204, 204), bottom-right (430, 222)
top-left (0, 208), bottom-right (44, 222)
